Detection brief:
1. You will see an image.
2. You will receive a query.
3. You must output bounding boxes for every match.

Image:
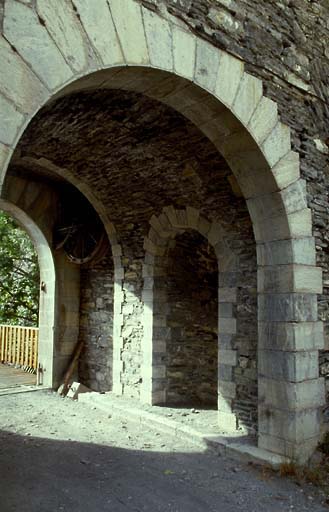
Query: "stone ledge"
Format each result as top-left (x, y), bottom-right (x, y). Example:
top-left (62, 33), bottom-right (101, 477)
top-left (79, 392), bottom-right (288, 469)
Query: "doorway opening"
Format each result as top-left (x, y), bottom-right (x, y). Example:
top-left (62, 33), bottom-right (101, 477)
top-left (0, 210), bottom-right (40, 390)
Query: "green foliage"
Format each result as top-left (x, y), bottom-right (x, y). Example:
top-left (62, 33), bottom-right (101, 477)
top-left (0, 211), bottom-right (39, 326)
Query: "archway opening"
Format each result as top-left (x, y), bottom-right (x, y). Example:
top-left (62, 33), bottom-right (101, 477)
top-left (5, 85), bottom-right (259, 430)
top-left (0, 209), bottom-right (39, 389)
top-left (0, 0), bottom-right (322, 458)
top-left (166, 230), bottom-right (218, 409)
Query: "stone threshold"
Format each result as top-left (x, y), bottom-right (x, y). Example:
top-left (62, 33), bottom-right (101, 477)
top-left (79, 392), bottom-right (288, 469)
top-left (0, 385), bottom-right (47, 396)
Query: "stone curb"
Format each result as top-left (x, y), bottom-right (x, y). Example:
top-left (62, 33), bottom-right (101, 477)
top-left (79, 392), bottom-right (288, 469)
top-left (0, 385), bottom-right (47, 396)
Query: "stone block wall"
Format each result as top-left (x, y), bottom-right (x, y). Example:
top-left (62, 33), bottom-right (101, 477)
top-left (79, 251), bottom-right (114, 392)
top-left (165, 230), bottom-right (218, 406)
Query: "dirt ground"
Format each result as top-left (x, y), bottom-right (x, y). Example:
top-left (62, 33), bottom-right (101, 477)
top-left (0, 389), bottom-right (328, 512)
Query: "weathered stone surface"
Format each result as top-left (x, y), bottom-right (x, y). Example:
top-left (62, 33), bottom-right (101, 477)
top-left (194, 39), bottom-right (220, 92)
top-left (143, 8), bottom-right (172, 71)
top-left (173, 27), bottom-right (195, 80)
top-left (232, 73), bottom-right (263, 125)
top-left (36, 0), bottom-right (89, 73)
top-left (0, 143), bottom-right (10, 185)
top-left (257, 238), bottom-right (316, 267)
top-left (259, 377), bottom-right (325, 411)
top-left (272, 151), bottom-right (300, 190)
top-left (258, 293), bottom-right (317, 322)
top-left (262, 122), bottom-right (291, 168)
top-left (110, 0), bottom-right (149, 64)
top-left (259, 350), bottom-right (319, 382)
top-left (258, 321), bottom-right (324, 352)
top-left (72, 0), bottom-right (123, 66)
top-left (214, 51), bottom-right (244, 108)
top-left (258, 265), bottom-right (322, 294)
top-left (248, 96), bottom-right (278, 145)
top-left (0, 94), bottom-right (24, 145)
top-left (4, 1), bottom-right (73, 90)
top-left (258, 407), bottom-right (320, 443)
top-left (254, 208), bottom-right (312, 243)
top-left (0, 37), bottom-right (48, 115)
top-left (247, 179), bottom-right (307, 221)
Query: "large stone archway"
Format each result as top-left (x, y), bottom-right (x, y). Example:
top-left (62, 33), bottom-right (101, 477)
top-left (0, 0), bottom-right (324, 460)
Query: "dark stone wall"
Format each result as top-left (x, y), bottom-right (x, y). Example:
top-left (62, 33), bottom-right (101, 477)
top-left (78, 251), bottom-right (114, 392)
top-left (166, 230), bottom-right (218, 407)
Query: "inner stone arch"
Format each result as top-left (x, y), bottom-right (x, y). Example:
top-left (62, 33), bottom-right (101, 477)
top-left (142, 206), bottom-right (257, 432)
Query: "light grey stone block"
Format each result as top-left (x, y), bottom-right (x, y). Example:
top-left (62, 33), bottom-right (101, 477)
top-left (262, 122), bottom-right (291, 168)
top-left (218, 303), bottom-right (233, 317)
top-left (194, 39), bottom-right (220, 91)
top-left (259, 350), bottom-right (319, 382)
top-left (143, 8), bottom-right (173, 71)
top-left (37, 0), bottom-right (88, 73)
top-left (218, 318), bottom-right (237, 334)
top-left (4, 1), bottom-right (73, 89)
top-left (272, 151), bottom-right (300, 190)
top-left (72, 0), bottom-right (123, 66)
top-left (0, 94), bottom-right (24, 145)
top-left (110, 0), bottom-right (149, 65)
top-left (258, 264), bottom-right (322, 293)
top-left (258, 377), bottom-right (325, 411)
top-left (233, 72), bottom-right (263, 125)
top-left (258, 321), bottom-right (324, 351)
top-left (0, 37), bottom-right (48, 114)
top-left (254, 208), bottom-right (312, 243)
top-left (258, 293), bottom-right (317, 322)
top-left (257, 237), bottom-right (316, 266)
top-left (247, 179), bottom-right (307, 221)
top-left (258, 432), bottom-right (319, 463)
top-left (258, 407), bottom-right (320, 444)
top-left (248, 96), bottom-right (278, 144)
top-left (214, 51), bottom-right (244, 108)
top-left (219, 349), bottom-right (237, 366)
top-left (173, 26), bottom-right (196, 80)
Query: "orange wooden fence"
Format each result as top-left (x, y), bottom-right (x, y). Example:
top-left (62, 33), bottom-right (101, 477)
top-left (0, 325), bottom-right (38, 369)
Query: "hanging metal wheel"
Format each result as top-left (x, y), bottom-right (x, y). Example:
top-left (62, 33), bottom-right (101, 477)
top-left (53, 188), bottom-right (108, 265)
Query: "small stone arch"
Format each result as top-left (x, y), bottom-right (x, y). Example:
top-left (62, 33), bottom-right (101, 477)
top-left (0, 198), bottom-right (56, 388)
top-left (141, 206), bottom-right (238, 428)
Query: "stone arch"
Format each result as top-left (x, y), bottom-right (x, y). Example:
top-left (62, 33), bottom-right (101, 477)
top-left (141, 206), bottom-right (238, 428)
top-left (0, 0), bottom-right (324, 460)
top-left (0, 198), bottom-right (56, 388)
top-left (5, 156), bottom-right (125, 394)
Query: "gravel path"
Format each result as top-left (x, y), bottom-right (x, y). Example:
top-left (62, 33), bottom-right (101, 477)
top-left (0, 390), bottom-right (327, 512)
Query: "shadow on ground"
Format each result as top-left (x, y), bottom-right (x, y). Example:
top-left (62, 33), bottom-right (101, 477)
top-left (0, 429), bottom-right (327, 512)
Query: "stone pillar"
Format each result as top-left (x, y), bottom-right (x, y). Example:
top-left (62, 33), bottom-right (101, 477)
top-left (217, 283), bottom-right (238, 430)
top-left (140, 252), bottom-right (168, 405)
top-left (257, 239), bottom-right (325, 462)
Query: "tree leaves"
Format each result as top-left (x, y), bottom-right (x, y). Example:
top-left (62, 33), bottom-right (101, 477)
top-left (0, 212), bottom-right (39, 326)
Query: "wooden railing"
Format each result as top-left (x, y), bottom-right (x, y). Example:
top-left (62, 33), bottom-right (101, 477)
top-left (0, 325), bottom-right (38, 370)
